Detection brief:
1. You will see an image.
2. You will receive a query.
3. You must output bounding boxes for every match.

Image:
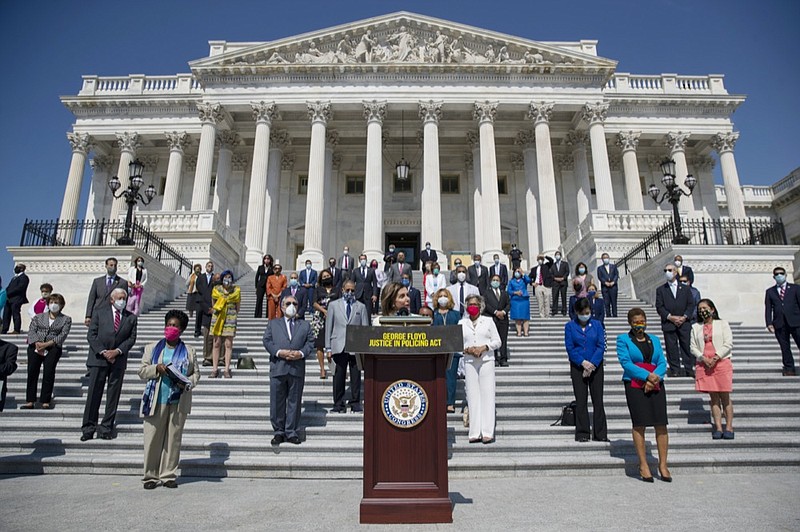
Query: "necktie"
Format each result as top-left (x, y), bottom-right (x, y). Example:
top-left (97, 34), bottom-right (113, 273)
top-left (344, 257), bottom-right (349, 270)
top-left (362, 267), bottom-right (366, 279)
top-left (106, 277), bottom-right (112, 291)
top-left (779, 285), bottom-right (785, 301)
top-left (346, 301), bottom-right (352, 321)
top-left (288, 318), bottom-right (294, 339)
top-left (291, 287), bottom-right (296, 296)
top-left (114, 309), bottom-right (121, 332)
top-left (459, 284), bottom-right (465, 314)
top-left (537, 267), bottom-right (543, 285)
top-left (495, 289), bottom-right (500, 301)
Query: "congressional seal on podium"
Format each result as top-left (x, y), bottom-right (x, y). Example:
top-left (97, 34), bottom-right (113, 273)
top-left (382, 380), bottom-right (428, 428)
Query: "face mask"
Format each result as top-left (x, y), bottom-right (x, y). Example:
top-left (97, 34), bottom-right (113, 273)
top-left (107, 267), bottom-right (117, 276)
top-left (490, 280), bottom-right (500, 289)
top-left (48, 303), bottom-right (61, 314)
top-left (284, 304), bottom-right (297, 318)
top-left (512, 246), bottom-right (516, 250)
top-left (113, 299), bottom-right (126, 311)
top-left (14, 266), bottom-right (22, 274)
top-left (555, 255), bottom-right (561, 261)
top-left (514, 272), bottom-right (521, 279)
top-left (41, 292), bottom-right (51, 299)
top-left (321, 277), bottom-right (332, 286)
top-left (306, 264), bottom-right (312, 270)
top-left (433, 268), bottom-right (440, 275)
top-left (343, 250), bottom-right (349, 256)
top-left (370, 263), bottom-right (378, 269)
top-left (466, 305), bottom-right (480, 318)
top-left (289, 278), bottom-right (298, 287)
top-left (360, 260), bottom-right (367, 268)
top-left (602, 258), bottom-right (609, 265)
top-left (223, 278), bottom-right (232, 286)
top-left (438, 296), bottom-right (449, 308)
top-left (537, 259), bottom-right (544, 265)
top-left (329, 262), bottom-right (336, 267)
top-left (473, 260), bottom-right (480, 266)
top-left (680, 281), bottom-right (689, 286)
top-left (164, 326), bottom-right (181, 343)
top-left (632, 324), bottom-right (646, 334)
top-left (699, 309), bottom-right (712, 320)
top-left (389, 247), bottom-right (395, 253)
top-left (578, 267), bottom-right (586, 275)
top-left (457, 272), bottom-right (467, 283)
top-left (775, 274), bottom-right (786, 285)
top-left (587, 291), bottom-right (596, 299)
top-left (674, 260), bottom-right (682, 268)
top-left (665, 271), bottom-right (675, 282)
top-left (494, 259), bottom-right (500, 266)
top-left (454, 262), bottom-right (462, 267)
top-left (136, 261), bottom-right (144, 267)
top-left (426, 245), bottom-right (431, 251)
top-left (578, 314), bottom-right (591, 323)
top-left (343, 292), bottom-right (355, 303)
top-left (401, 279), bottom-right (410, 287)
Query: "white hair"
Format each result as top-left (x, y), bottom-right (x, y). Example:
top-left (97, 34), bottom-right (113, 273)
top-left (110, 288), bottom-right (128, 299)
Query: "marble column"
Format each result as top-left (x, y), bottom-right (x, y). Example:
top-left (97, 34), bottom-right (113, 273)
top-left (213, 130), bottom-right (238, 225)
top-left (616, 131), bottom-right (644, 210)
top-left (162, 132), bottom-right (190, 211)
top-left (665, 131), bottom-right (693, 212)
top-left (528, 102), bottom-right (560, 254)
top-left (474, 102), bottom-right (503, 259)
top-left (264, 129), bottom-right (290, 253)
top-left (85, 155), bottom-right (113, 221)
top-left (510, 152), bottom-right (529, 259)
top-left (321, 130), bottom-right (338, 254)
top-left (363, 100), bottom-right (386, 263)
top-left (691, 155), bottom-right (721, 219)
top-left (467, 131), bottom-right (483, 255)
top-left (515, 130), bottom-right (540, 256)
top-left (556, 153), bottom-right (579, 235)
top-left (275, 153), bottom-right (295, 264)
top-left (191, 103), bottom-right (224, 211)
top-left (582, 103), bottom-right (615, 211)
top-left (298, 101), bottom-right (331, 269)
top-left (711, 132), bottom-right (747, 220)
top-left (109, 132), bottom-right (140, 221)
top-left (419, 100), bottom-right (444, 259)
top-left (646, 155), bottom-right (665, 211)
top-left (228, 153), bottom-right (249, 234)
top-left (59, 132), bottom-right (93, 222)
top-left (566, 130), bottom-right (592, 224)
top-left (245, 102), bottom-right (279, 264)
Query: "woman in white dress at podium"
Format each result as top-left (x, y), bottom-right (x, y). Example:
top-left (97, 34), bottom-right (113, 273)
top-left (459, 294), bottom-right (502, 444)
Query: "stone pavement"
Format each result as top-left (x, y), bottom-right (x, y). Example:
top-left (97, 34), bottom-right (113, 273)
top-left (1, 473), bottom-right (798, 531)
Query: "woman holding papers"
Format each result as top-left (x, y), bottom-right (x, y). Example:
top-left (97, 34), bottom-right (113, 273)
top-left (616, 307), bottom-right (671, 483)
top-left (138, 310), bottom-right (199, 490)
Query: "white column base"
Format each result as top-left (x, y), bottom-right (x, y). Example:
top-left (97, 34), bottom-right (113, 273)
top-left (296, 249), bottom-right (324, 271)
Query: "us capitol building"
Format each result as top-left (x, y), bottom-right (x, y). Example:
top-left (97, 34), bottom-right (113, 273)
top-left (13, 12), bottom-right (799, 325)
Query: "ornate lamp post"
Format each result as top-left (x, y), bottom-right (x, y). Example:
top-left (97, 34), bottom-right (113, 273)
top-left (108, 159), bottom-right (156, 245)
top-left (647, 158), bottom-right (697, 245)
top-left (395, 110), bottom-right (410, 180)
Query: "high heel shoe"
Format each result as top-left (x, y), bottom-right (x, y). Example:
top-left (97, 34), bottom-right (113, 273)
top-left (639, 467), bottom-right (654, 483)
top-left (658, 467), bottom-right (673, 482)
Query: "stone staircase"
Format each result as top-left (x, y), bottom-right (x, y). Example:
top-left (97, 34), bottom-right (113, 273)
top-left (1, 272), bottom-right (798, 478)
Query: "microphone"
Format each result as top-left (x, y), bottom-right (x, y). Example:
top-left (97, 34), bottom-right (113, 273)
top-left (396, 308), bottom-right (410, 316)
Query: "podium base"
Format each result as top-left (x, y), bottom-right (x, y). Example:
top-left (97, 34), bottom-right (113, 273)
top-left (359, 497), bottom-right (453, 524)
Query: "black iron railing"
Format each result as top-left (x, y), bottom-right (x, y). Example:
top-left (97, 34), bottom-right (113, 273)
top-left (19, 219), bottom-right (193, 276)
top-left (619, 218), bottom-right (787, 275)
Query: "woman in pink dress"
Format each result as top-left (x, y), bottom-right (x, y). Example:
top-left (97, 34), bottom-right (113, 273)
top-left (690, 298), bottom-right (734, 440)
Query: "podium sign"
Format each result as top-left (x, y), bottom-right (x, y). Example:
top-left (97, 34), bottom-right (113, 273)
top-left (346, 325), bottom-right (462, 524)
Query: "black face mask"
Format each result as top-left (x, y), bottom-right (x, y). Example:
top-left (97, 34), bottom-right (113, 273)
top-left (14, 267), bottom-right (22, 274)
top-left (321, 278), bottom-right (332, 286)
top-left (329, 262), bottom-right (336, 267)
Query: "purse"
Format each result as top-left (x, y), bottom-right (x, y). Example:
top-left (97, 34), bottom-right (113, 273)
top-left (631, 362), bottom-right (660, 391)
top-left (552, 401), bottom-right (576, 426)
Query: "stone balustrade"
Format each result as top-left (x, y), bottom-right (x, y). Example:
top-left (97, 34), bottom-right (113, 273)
top-left (772, 167), bottom-right (800, 197)
top-left (605, 73), bottom-right (727, 95)
top-left (715, 184), bottom-right (774, 206)
top-left (562, 211), bottom-right (673, 252)
top-left (79, 74), bottom-right (202, 96)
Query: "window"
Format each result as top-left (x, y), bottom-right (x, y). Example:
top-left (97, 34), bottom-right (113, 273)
top-left (394, 172), bottom-right (412, 193)
top-left (589, 175), bottom-right (596, 195)
top-left (346, 175), bottom-right (365, 194)
top-left (497, 174), bottom-right (508, 195)
top-left (298, 174), bottom-right (308, 195)
top-left (209, 177), bottom-right (216, 195)
top-left (441, 174), bottom-right (460, 194)
top-left (159, 177), bottom-right (167, 196)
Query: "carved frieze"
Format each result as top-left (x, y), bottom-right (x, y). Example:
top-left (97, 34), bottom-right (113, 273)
top-left (582, 103), bottom-right (608, 125)
top-left (565, 130), bottom-right (588, 148)
top-left (510, 152), bottom-right (525, 171)
top-left (197, 102), bottom-right (224, 124)
top-left (473, 101), bottom-right (497, 124)
top-left (515, 129), bottom-right (536, 149)
top-left (269, 129), bottom-right (291, 150)
top-left (231, 153), bottom-right (249, 171)
top-left (90, 155), bottom-right (114, 173)
top-left (281, 153), bottom-right (296, 171)
top-left (216, 130), bottom-right (240, 150)
top-left (307, 101), bottom-right (332, 124)
top-left (527, 102), bottom-right (554, 124)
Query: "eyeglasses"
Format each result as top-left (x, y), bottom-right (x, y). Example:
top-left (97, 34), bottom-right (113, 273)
top-left (285, 302), bottom-right (298, 307)
top-left (343, 289), bottom-right (355, 294)
top-left (664, 269), bottom-right (673, 272)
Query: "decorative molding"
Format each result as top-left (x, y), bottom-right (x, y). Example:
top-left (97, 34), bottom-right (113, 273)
top-left (711, 131), bottom-right (739, 154)
top-left (326, 129), bottom-right (339, 149)
top-left (555, 153), bottom-right (574, 171)
top-left (197, 102), bottom-right (224, 124)
top-left (466, 130), bottom-right (479, 150)
top-left (665, 131), bottom-right (691, 153)
top-left (565, 129), bottom-right (588, 148)
top-left (464, 151), bottom-right (474, 171)
top-left (269, 129), bottom-right (291, 150)
top-left (514, 129), bottom-right (536, 149)
top-left (307, 101), bottom-right (332, 124)
top-left (581, 102), bottom-right (608, 125)
top-left (646, 154), bottom-right (664, 171)
top-left (165, 131), bottom-right (191, 152)
top-left (608, 153), bottom-right (621, 171)
top-left (216, 129), bottom-right (240, 150)
top-left (115, 132), bottom-right (141, 154)
top-left (418, 100), bottom-right (443, 124)
top-left (416, 129), bottom-right (424, 147)
top-left (332, 152), bottom-right (343, 169)
top-left (281, 153), bottom-right (296, 171)
top-left (510, 152), bottom-right (525, 171)
top-left (231, 153), bottom-right (249, 171)
top-left (527, 101), bottom-right (554, 124)
top-left (89, 154), bottom-right (114, 173)
top-left (615, 131), bottom-right (640, 152)
top-left (251, 101), bottom-right (280, 124)
top-left (363, 100), bottom-right (387, 123)
top-left (183, 154), bottom-right (198, 172)
top-left (691, 155), bottom-right (716, 171)
top-left (473, 101), bottom-right (498, 124)
top-left (67, 132), bottom-right (93, 154)
top-left (139, 154), bottom-right (160, 170)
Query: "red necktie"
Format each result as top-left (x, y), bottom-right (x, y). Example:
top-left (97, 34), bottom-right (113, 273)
top-left (537, 268), bottom-right (543, 285)
top-left (779, 285), bottom-right (786, 301)
top-left (114, 309), bottom-right (121, 332)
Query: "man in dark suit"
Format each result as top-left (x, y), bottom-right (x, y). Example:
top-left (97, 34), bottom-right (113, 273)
top-left (0, 337), bottom-right (18, 411)
top-left (530, 254), bottom-right (554, 318)
top-left (81, 288), bottom-right (137, 440)
top-left (262, 294), bottom-right (315, 445)
top-left (280, 272), bottom-right (308, 319)
top-left (488, 254), bottom-right (509, 290)
top-left (352, 254), bottom-right (378, 318)
top-left (673, 254), bottom-right (694, 285)
top-left (337, 246), bottom-right (355, 282)
top-left (467, 254), bottom-right (490, 294)
top-left (596, 252), bottom-right (620, 318)
top-left (325, 258), bottom-right (344, 291)
top-left (550, 252), bottom-right (570, 316)
top-left (765, 266), bottom-right (800, 376)
top-left (387, 251), bottom-right (412, 285)
top-left (402, 274), bottom-right (422, 314)
top-left (484, 274), bottom-right (511, 366)
top-left (298, 260), bottom-right (318, 314)
top-left (508, 244), bottom-right (523, 271)
top-left (420, 242), bottom-right (438, 267)
top-left (254, 255), bottom-right (274, 318)
top-left (195, 262), bottom-right (221, 365)
top-left (84, 258), bottom-right (126, 327)
top-left (2, 263), bottom-right (29, 334)
top-left (383, 245), bottom-right (397, 273)
top-left (655, 263), bottom-right (696, 378)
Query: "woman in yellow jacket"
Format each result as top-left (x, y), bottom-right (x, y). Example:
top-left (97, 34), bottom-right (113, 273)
top-left (138, 310), bottom-right (199, 489)
top-left (210, 270), bottom-right (241, 378)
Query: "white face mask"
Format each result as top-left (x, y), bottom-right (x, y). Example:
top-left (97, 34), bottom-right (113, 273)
top-left (360, 259), bottom-right (367, 267)
top-left (49, 303), bottom-right (61, 314)
top-left (457, 272), bottom-right (467, 283)
top-left (674, 260), bottom-right (682, 268)
top-left (437, 296), bottom-right (449, 308)
top-left (113, 299), bottom-right (126, 311)
top-left (665, 271), bottom-right (675, 282)
top-left (343, 250), bottom-right (349, 255)
top-left (284, 304), bottom-right (297, 318)
top-left (41, 292), bottom-right (51, 299)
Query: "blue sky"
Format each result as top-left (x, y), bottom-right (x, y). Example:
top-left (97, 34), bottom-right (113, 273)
top-left (0, 0), bottom-right (797, 280)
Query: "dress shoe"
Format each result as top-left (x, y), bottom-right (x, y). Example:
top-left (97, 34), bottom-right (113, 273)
top-left (498, 361), bottom-right (509, 367)
top-left (684, 369), bottom-right (696, 379)
top-left (80, 433), bottom-right (94, 442)
top-left (712, 430), bottom-right (723, 440)
top-left (202, 361), bottom-right (213, 367)
top-left (271, 435), bottom-right (285, 445)
top-left (722, 431), bottom-right (735, 440)
top-left (350, 404), bottom-right (363, 413)
top-left (331, 406), bottom-right (346, 413)
top-left (20, 402), bottom-right (35, 409)
top-left (99, 433), bottom-right (114, 440)
top-left (667, 369), bottom-right (680, 378)
top-left (783, 369), bottom-right (797, 377)
top-left (639, 468), bottom-right (654, 483)
top-left (576, 436), bottom-right (590, 443)
top-left (468, 439), bottom-right (482, 444)
top-left (143, 481), bottom-right (159, 490)
top-left (658, 468), bottom-right (673, 482)
top-left (481, 438), bottom-right (495, 444)
top-left (163, 480), bottom-right (178, 488)
top-left (287, 436), bottom-right (302, 445)
top-left (592, 437), bottom-right (610, 442)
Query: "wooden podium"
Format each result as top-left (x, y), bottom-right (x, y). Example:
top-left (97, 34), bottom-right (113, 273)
top-left (346, 321), bottom-right (462, 524)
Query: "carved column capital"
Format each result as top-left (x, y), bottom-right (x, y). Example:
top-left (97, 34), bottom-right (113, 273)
top-left (691, 155), bottom-right (716, 171)
top-left (514, 129), bottom-right (536, 149)
top-left (231, 153), bottom-right (250, 171)
top-left (269, 129), bottom-right (292, 150)
top-left (473, 101), bottom-right (498, 124)
top-left (281, 153), bottom-right (296, 171)
top-left (115, 132), bottom-right (141, 154)
top-left (466, 130), bottom-right (480, 150)
top-left (326, 129), bottom-right (339, 149)
top-left (89, 154), bottom-right (114, 173)
top-left (251, 101), bottom-right (280, 124)
top-left (665, 131), bottom-right (691, 153)
top-left (197, 102), bottom-right (224, 124)
top-left (140, 154), bottom-right (159, 171)
top-left (710, 131), bottom-right (739, 154)
top-left (216, 129), bottom-right (240, 150)
top-left (307, 101), bottom-right (332, 124)
top-left (527, 101), bottom-right (554, 124)
top-left (510, 152), bottom-right (525, 171)
top-left (581, 102), bottom-right (609, 125)
top-left (418, 100), bottom-right (443, 124)
top-left (464, 151), bottom-right (474, 171)
top-left (556, 153), bottom-right (575, 171)
top-left (609, 154), bottom-right (621, 171)
top-left (616, 131), bottom-right (641, 152)
top-left (646, 154), bottom-right (663, 171)
top-left (363, 100), bottom-right (386, 123)
top-left (565, 129), bottom-right (588, 148)
top-left (67, 132), bottom-right (93, 154)
top-left (165, 131), bottom-right (191, 152)
top-left (183, 154), bottom-right (198, 172)
top-left (332, 152), bottom-right (343, 170)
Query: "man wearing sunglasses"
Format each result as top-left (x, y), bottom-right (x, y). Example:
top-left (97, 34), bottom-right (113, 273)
top-left (655, 262), bottom-right (696, 378)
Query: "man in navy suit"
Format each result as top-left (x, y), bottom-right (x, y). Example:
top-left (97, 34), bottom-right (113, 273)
top-left (488, 254), bottom-right (509, 290)
top-left (2, 263), bottom-right (29, 334)
top-left (674, 254), bottom-right (694, 285)
top-left (655, 263), bottom-right (696, 378)
top-left (765, 266), bottom-right (800, 376)
top-left (467, 254), bottom-right (490, 295)
top-left (298, 260), bottom-right (318, 314)
top-left (402, 274), bottom-right (422, 314)
top-left (279, 272), bottom-right (308, 319)
top-left (419, 242), bottom-right (438, 267)
top-left (352, 254), bottom-right (378, 319)
top-left (324, 257), bottom-right (344, 291)
top-left (263, 295), bottom-right (315, 445)
top-left (596, 253), bottom-right (620, 318)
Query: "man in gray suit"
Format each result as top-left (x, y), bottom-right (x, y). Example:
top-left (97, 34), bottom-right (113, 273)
top-left (386, 251), bottom-right (413, 286)
top-left (325, 280), bottom-right (369, 413)
top-left (262, 295), bottom-right (315, 445)
top-left (84, 257), bottom-right (127, 326)
top-left (337, 245), bottom-right (355, 282)
top-left (81, 288), bottom-right (137, 441)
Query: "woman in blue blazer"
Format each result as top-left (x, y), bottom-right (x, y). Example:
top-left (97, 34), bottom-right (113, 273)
top-left (616, 307), bottom-right (671, 483)
top-left (433, 288), bottom-right (463, 413)
top-left (564, 298), bottom-right (608, 442)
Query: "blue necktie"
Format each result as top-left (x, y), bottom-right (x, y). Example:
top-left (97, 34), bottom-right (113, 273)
top-left (346, 301), bottom-right (352, 321)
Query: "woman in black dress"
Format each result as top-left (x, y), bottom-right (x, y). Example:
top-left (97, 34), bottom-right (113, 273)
top-left (312, 270), bottom-right (340, 379)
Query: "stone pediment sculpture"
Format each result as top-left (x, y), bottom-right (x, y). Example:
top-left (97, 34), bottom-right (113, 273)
top-left (190, 12), bottom-right (616, 75)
